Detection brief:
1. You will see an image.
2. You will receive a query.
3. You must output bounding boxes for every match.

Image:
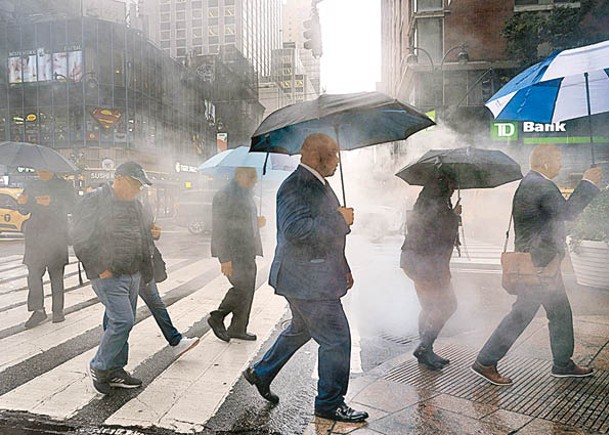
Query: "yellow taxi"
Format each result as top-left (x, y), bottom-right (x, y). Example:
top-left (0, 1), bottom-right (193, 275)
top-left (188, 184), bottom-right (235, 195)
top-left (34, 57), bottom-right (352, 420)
top-left (0, 187), bottom-right (30, 233)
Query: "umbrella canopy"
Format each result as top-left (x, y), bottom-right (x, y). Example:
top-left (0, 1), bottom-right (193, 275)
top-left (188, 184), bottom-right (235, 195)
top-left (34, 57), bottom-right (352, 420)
top-left (485, 39), bottom-right (609, 124)
top-left (0, 141), bottom-right (79, 173)
top-left (251, 92), bottom-right (435, 155)
top-left (396, 147), bottom-right (523, 189)
top-left (198, 146), bottom-right (299, 180)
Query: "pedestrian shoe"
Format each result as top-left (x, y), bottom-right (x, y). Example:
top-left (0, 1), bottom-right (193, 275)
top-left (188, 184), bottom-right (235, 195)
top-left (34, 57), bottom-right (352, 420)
top-left (413, 345), bottom-right (444, 371)
top-left (207, 312), bottom-right (230, 342)
top-left (172, 336), bottom-right (200, 358)
top-left (431, 351), bottom-right (450, 366)
top-left (551, 361), bottom-right (594, 378)
top-left (108, 368), bottom-right (143, 389)
top-left (227, 331), bottom-right (257, 341)
top-left (86, 363), bottom-right (111, 396)
top-left (243, 367), bottom-right (279, 404)
top-left (25, 310), bottom-right (47, 329)
top-left (52, 312), bottom-right (65, 323)
top-left (471, 361), bottom-right (513, 386)
top-left (315, 403), bottom-right (369, 423)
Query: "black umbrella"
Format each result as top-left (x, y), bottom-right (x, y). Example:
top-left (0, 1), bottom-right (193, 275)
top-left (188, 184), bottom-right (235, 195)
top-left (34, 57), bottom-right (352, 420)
top-left (0, 141), bottom-right (79, 173)
top-left (396, 147), bottom-right (523, 191)
top-left (251, 91), bottom-right (434, 205)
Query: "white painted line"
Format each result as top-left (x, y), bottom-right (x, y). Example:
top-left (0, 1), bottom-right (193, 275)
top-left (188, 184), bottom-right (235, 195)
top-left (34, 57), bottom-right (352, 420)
top-left (105, 282), bottom-right (287, 433)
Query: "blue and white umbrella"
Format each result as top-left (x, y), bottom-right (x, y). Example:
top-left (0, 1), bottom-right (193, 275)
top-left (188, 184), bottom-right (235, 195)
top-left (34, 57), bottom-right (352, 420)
top-left (485, 39), bottom-right (609, 162)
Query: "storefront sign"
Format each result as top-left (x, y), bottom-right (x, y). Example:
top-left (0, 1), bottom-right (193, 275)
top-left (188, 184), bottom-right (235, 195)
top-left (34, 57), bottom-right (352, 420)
top-left (174, 162), bottom-right (198, 173)
top-left (92, 108), bottom-right (122, 128)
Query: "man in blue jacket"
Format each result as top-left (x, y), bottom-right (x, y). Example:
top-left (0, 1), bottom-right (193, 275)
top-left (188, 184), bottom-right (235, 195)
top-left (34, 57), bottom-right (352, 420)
top-left (243, 133), bottom-right (368, 423)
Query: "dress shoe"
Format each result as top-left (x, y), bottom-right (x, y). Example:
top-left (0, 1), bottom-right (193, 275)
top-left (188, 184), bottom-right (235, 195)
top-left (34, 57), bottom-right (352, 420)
top-left (25, 310), bottom-right (47, 329)
top-left (431, 351), bottom-right (450, 366)
top-left (243, 367), bottom-right (279, 404)
top-left (551, 360), bottom-right (594, 378)
top-left (315, 403), bottom-right (369, 423)
top-left (207, 312), bottom-right (230, 342)
top-left (413, 344), bottom-right (444, 370)
top-left (471, 360), bottom-right (513, 386)
top-left (227, 331), bottom-right (257, 341)
top-left (52, 312), bottom-right (65, 323)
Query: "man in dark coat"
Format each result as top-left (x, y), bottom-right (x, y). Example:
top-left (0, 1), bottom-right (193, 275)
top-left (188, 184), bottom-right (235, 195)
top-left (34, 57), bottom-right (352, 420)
top-left (208, 166), bottom-right (265, 342)
top-left (71, 161), bottom-right (153, 396)
top-left (18, 170), bottom-right (76, 328)
top-left (472, 144), bottom-right (602, 386)
top-left (242, 133), bottom-right (368, 423)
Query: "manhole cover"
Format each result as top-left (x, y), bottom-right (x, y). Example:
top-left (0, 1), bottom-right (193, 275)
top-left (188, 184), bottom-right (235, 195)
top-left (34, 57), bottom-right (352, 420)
top-left (385, 344), bottom-right (609, 433)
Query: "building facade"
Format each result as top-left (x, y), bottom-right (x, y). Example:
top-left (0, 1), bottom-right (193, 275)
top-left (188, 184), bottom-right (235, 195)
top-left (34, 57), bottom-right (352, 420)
top-left (146, 0), bottom-right (282, 79)
top-left (0, 16), bottom-right (217, 177)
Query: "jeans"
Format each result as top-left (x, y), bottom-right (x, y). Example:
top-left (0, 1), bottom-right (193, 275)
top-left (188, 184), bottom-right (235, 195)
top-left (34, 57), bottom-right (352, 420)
top-left (477, 273), bottom-right (574, 368)
top-left (139, 279), bottom-right (182, 346)
top-left (27, 263), bottom-right (65, 313)
top-left (215, 257), bottom-right (257, 334)
top-left (91, 272), bottom-right (140, 372)
top-left (253, 298), bottom-right (351, 413)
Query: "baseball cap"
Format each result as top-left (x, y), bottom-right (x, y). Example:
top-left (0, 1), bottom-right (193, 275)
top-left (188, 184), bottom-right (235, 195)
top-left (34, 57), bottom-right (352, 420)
top-left (115, 161), bottom-right (152, 186)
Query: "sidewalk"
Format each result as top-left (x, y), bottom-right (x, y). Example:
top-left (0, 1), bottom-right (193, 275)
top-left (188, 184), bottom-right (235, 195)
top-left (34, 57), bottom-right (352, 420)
top-left (304, 265), bottom-right (609, 434)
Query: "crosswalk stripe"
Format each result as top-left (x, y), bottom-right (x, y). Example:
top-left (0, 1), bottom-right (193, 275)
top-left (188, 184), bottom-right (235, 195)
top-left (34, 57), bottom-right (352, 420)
top-left (0, 258), bottom-right (215, 373)
top-left (105, 282), bottom-right (286, 432)
top-left (0, 269), bottom-right (230, 419)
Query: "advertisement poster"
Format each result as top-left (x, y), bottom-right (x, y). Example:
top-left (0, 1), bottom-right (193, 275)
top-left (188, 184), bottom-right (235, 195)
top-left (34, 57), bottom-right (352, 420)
top-left (68, 51), bottom-right (83, 81)
top-left (37, 49), bottom-right (53, 82)
top-left (52, 51), bottom-right (68, 79)
top-left (8, 57), bottom-right (22, 83)
top-left (22, 54), bottom-right (37, 82)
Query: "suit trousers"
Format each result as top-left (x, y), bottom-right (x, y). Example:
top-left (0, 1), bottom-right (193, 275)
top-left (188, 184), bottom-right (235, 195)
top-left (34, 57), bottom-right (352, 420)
top-left (215, 257), bottom-right (257, 333)
top-left (27, 263), bottom-right (65, 313)
top-left (477, 273), bottom-right (574, 368)
top-left (411, 276), bottom-right (457, 347)
top-left (253, 298), bottom-right (351, 414)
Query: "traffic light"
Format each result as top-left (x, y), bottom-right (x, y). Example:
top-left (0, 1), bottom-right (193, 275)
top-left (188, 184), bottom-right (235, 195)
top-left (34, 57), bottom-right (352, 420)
top-left (303, 11), bottom-right (322, 58)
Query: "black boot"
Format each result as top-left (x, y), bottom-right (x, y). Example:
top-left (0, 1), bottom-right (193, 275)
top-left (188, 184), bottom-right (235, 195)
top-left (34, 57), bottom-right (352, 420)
top-left (413, 344), bottom-right (444, 370)
top-left (430, 350), bottom-right (450, 366)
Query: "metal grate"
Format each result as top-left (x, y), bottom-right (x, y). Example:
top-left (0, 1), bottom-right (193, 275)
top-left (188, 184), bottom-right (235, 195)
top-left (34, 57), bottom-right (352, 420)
top-left (385, 344), bottom-right (609, 433)
top-left (380, 333), bottom-right (418, 346)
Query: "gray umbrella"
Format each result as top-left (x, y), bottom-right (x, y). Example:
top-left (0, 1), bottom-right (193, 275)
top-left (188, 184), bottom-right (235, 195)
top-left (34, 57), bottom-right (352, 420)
top-left (396, 147), bottom-right (523, 190)
top-left (0, 141), bottom-right (79, 173)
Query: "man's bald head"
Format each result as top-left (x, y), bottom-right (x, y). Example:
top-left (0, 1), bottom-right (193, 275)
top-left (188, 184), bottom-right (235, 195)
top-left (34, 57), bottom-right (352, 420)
top-left (530, 144), bottom-right (561, 179)
top-left (301, 133), bottom-right (340, 177)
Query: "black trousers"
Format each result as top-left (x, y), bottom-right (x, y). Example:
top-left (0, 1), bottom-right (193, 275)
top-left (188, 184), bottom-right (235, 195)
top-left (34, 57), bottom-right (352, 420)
top-left (215, 257), bottom-right (257, 333)
top-left (477, 273), bottom-right (574, 368)
top-left (27, 263), bottom-right (66, 313)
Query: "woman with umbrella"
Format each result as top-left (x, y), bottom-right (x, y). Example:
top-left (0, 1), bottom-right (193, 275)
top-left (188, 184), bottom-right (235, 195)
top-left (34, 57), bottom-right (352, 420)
top-left (400, 172), bottom-right (462, 370)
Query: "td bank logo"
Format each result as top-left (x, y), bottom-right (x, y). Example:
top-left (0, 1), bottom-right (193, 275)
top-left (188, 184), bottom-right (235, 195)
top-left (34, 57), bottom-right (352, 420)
top-left (492, 121), bottom-right (518, 140)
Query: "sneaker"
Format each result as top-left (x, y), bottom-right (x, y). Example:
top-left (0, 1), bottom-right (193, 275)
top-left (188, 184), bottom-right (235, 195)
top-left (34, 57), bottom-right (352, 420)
top-left (172, 336), bottom-right (200, 358)
top-left (551, 361), bottom-right (594, 378)
top-left (471, 360), bottom-right (513, 386)
top-left (108, 368), bottom-right (142, 389)
top-left (86, 363), bottom-right (111, 396)
top-left (25, 310), bottom-right (47, 329)
top-left (52, 312), bottom-right (65, 323)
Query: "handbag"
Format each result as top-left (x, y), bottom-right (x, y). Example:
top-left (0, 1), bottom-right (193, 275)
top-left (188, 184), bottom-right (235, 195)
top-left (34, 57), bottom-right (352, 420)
top-left (152, 245), bottom-right (168, 283)
top-left (501, 213), bottom-right (561, 295)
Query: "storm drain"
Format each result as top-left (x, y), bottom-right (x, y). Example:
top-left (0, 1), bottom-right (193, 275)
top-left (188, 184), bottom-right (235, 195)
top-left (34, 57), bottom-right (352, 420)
top-left (385, 344), bottom-right (609, 433)
top-left (380, 333), bottom-right (417, 346)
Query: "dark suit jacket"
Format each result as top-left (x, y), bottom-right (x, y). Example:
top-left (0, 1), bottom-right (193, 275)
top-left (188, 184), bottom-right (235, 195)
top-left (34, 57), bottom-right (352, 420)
top-left (211, 180), bottom-right (263, 263)
top-left (513, 170), bottom-right (599, 267)
top-left (269, 166), bottom-right (351, 301)
top-left (21, 177), bottom-right (76, 267)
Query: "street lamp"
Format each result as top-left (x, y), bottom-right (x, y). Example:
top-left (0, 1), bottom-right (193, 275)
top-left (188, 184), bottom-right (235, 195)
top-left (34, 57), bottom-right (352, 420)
top-left (403, 44), bottom-right (469, 123)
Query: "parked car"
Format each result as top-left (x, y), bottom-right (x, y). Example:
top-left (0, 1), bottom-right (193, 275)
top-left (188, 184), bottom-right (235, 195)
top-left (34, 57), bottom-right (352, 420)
top-left (175, 189), bottom-right (215, 235)
top-left (0, 187), bottom-right (30, 234)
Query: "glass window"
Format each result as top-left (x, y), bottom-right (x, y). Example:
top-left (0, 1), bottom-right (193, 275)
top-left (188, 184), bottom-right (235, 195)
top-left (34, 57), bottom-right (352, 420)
top-left (208, 7), bottom-right (219, 17)
top-left (161, 13), bottom-right (170, 22)
top-left (413, 0), bottom-right (443, 11)
top-left (192, 9), bottom-right (202, 18)
top-left (414, 18), bottom-right (442, 62)
top-left (176, 21), bottom-right (185, 30)
top-left (209, 45), bottom-right (219, 54)
top-left (176, 3), bottom-right (186, 11)
top-left (176, 29), bottom-right (185, 39)
top-left (161, 22), bottom-right (170, 31)
top-left (225, 24), bottom-right (235, 35)
top-left (161, 31), bottom-right (170, 40)
top-left (193, 28), bottom-right (203, 38)
top-left (176, 11), bottom-right (186, 20)
top-left (193, 37), bottom-right (203, 46)
top-left (225, 34), bottom-right (235, 43)
top-left (209, 36), bottom-right (219, 45)
top-left (160, 4), bottom-right (170, 12)
top-left (225, 0), bottom-right (235, 4)
top-left (224, 16), bottom-right (235, 24)
top-left (225, 5), bottom-right (235, 16)
top-left (177, 47), bottom-right (186, 57)
top-left (192, 47), bottom-right (202, 55)
top-left (176, 39), bottom-right (186, 48)
top-left (161, 40), bottom-right (170, 49)
top-left (208, 27), bottom-right (218, 36)
top-left (192, 1), bottom-right (202, 8)
top-left (209, 17), bottom-right (218, 25)
top-left (192, 19), bottom-right (202, 27)
top-left (209, 0), bottom-right (219, 6)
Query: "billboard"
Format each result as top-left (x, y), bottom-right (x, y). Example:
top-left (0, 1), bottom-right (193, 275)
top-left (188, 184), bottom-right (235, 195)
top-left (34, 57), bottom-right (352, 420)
top-left (8, 48), bottom-right (83, 84)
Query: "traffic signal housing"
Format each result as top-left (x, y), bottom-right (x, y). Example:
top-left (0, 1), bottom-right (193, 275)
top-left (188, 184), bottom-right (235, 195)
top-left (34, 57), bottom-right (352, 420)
top-left (303, 12), bottom-right (322, 58)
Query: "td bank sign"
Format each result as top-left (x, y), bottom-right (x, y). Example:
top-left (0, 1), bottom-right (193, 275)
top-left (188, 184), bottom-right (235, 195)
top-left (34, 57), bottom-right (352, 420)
top-left (491, 121), bottom-right (568, 141)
